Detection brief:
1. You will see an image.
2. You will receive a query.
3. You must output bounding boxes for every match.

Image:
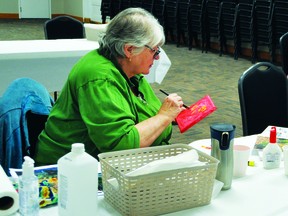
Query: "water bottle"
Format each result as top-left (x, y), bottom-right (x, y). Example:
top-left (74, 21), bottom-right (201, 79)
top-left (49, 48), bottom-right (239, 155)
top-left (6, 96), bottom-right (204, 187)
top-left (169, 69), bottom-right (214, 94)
top-left (58, 143), bottom-right (98, 216)
top-left (210, 123), bottom-right (236, 190)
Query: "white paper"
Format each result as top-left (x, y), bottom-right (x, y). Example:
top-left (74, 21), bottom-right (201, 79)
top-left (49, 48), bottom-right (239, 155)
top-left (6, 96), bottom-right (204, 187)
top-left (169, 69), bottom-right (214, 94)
top-left (145, 47), bottom-right (171, 84)
top-left (260, 125), bottom-right (288, 139)
top-left (212, 179), bottom-right (224, 199)
top-left (283, 145), bottom-right (288, 176)
top-left (126, 149), bottom-right (206, 177)
top-left (0, 165), bottom-right (19, 216)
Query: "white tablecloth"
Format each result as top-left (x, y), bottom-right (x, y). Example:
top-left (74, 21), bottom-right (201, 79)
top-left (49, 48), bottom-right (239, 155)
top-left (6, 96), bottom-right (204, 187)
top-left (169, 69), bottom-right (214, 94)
top-left (184, 135), bottom-right (288, 216)
top-left (0, 39), bottom-right (170, 96)
top-left (13, 135), bottom-right (288, 216)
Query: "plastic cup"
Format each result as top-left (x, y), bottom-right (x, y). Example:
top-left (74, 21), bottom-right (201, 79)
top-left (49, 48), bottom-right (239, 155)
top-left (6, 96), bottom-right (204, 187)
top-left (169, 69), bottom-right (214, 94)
top-left (233, 145), bottom-right (250, 177)
top-left (283, 145), bottom-right (288, 176)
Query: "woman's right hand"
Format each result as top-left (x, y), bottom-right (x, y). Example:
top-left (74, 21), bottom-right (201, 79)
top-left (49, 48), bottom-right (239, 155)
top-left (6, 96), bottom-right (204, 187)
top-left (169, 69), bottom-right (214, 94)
top-left (158, 93), bottom-right (186, 122)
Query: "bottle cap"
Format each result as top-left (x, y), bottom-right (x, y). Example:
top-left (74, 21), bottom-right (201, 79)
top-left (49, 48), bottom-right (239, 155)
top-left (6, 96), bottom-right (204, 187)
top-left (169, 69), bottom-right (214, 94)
top-left (270, 126), bottom-right (277, 143)
top-left (71, 143), bottom-right (85, 154)
top-left (22, 156), bottom-right (35, 178)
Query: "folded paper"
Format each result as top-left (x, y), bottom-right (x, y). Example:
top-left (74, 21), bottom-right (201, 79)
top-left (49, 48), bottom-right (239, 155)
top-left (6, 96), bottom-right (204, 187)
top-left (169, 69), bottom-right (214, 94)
top-left (125, 149), bottom-right (205, 177)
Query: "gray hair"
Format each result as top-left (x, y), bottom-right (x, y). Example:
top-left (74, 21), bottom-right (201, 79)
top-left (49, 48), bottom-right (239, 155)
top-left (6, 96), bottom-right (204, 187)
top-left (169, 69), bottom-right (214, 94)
top-left (98, 7), bottom-right (165, 60)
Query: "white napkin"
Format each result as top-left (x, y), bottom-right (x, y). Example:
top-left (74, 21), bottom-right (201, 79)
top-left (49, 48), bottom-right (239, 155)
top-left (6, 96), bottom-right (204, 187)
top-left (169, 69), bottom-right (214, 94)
top-left (126, 149), bottom-right (206, 177)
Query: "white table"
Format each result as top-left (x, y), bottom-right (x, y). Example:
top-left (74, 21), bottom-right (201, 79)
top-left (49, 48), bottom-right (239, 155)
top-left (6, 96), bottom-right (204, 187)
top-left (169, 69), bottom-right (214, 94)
top-left (183, 135), bottom-right (288, 216)
top-left (14, 135), bottom-right (288, 216)
top-left (0, 39), bottom-right (99, 96)
top-left (0, 39), bottom-right (170, 96)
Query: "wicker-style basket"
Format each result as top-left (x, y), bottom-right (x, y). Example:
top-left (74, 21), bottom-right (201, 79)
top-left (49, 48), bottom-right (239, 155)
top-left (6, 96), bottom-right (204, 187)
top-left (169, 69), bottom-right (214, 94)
top-left (98, 144), bottom-right (219, 216)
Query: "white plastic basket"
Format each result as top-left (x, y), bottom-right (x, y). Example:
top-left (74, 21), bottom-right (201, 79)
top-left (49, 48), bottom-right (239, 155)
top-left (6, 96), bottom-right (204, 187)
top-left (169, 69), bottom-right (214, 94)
top-left (98, 144), bottom-right (219, 216)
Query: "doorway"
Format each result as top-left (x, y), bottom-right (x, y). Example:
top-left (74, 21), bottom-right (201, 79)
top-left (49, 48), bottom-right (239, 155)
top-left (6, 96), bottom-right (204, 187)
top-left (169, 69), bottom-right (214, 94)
top-left (19, 0), bottom-right (51, 19)
top-left (83, 0), bottom-right (102, 22)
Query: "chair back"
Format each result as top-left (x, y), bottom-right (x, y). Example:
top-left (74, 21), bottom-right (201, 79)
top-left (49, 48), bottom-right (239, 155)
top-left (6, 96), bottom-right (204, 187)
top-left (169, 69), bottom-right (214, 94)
top-left (280, 32), bottom-right (288, 76)
top-left (0, 78), bottom-right (53, 175)
top-left (238, 62), bottom-right (288, 136)
top-left (44, 15), bottom-right (85, 40)
top-left (26, 112), bottom-right (49, 158)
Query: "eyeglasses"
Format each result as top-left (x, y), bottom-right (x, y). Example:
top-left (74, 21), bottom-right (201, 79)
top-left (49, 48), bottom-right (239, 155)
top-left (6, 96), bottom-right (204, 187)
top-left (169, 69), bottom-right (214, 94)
top-left (144, 45), bottom-right (161, 60)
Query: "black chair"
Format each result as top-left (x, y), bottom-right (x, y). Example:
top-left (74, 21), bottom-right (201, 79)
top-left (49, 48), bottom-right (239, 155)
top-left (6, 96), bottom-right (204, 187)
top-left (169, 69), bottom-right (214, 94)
top-left (188, 0), bottom-right (207, 51)
top-left (101, 0), bottom-right (111, 23)
top-left (235, 1), bottom-right (256, 63)
top-left (279, 32), bottom-right (288, 77)
top-left (153, 0), bottom-right (166, 27)
top-left (121, 0), bottom-right (131, 10)
top-left (131, 0), bottom-right (143, 7)
top-left (0, 78), bottom-right (53, 175)
top-left (44, 15), bottom-right (85, 40)
top-left (270, 0), bottom-right (288, 63)
top-left (219, 1), bottom-right (238, 57)
top-left (142, 0), bottom-right (154, 12)
top-left (238, 62), bottom-right (288, 136)
top-left (110, 0), bottom-right (121, 19)
top-left (164, 0), bottom-right (179, 43)
top-left (26, 112), bottom-right (49, 158)
top-left (177, 0), bottom-right (191, 47)
top-left (253, 0), bottom-right (273, 62)
top-left (204, 0), bottom-right (221, 53)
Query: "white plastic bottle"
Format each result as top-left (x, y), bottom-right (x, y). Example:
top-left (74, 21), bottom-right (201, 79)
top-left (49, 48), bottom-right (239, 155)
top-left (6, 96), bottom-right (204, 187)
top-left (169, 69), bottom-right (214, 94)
top-left (262, 126), bottom-right (282, 169)
top-left (57, 143), bottom-right (98, 216)
top-left (19, 156), bottom-right (39, 216)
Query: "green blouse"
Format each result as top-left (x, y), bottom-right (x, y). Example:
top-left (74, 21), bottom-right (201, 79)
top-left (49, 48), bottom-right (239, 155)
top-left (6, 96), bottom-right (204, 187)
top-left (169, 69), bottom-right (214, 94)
top-left (34, 49), bottom-right (172, 165)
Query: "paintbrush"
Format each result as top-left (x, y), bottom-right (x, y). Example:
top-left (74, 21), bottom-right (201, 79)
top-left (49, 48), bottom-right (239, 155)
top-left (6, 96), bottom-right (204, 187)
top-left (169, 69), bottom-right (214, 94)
top-left (159, 89), bottom-right (189, 109)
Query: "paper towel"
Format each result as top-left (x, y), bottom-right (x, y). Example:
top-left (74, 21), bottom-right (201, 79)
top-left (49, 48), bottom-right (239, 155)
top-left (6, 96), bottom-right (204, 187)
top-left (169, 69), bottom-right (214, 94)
top-left (0, 165), bottom-right (19, 216)
top-left (126, 149), bottom-right (206, 176)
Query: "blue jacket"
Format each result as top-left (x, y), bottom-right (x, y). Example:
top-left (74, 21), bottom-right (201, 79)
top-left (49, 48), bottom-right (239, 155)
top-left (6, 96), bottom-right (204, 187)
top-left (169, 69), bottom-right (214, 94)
top-left (0, 78), bottom-right (54, 175)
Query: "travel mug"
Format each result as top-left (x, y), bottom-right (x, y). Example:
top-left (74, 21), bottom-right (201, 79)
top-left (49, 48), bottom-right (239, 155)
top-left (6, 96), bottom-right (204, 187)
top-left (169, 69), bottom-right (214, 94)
top-left (210, 123), bottom-right (236, 190)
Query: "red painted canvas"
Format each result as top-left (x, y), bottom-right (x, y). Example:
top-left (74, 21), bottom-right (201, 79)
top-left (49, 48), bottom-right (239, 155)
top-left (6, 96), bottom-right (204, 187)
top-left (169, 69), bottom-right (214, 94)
top-left (176, 95), bottom-right (217, 133)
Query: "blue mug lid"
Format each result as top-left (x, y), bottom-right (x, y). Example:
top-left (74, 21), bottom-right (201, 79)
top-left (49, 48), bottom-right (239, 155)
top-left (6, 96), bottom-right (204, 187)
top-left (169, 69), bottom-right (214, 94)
top-left (210, 123), bottom-right (236, 150)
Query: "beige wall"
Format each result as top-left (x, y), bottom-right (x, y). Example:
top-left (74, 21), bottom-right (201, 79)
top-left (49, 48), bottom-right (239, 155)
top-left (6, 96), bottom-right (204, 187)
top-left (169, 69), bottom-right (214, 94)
top-left (52, 0), bottom-right (64, 14)
top-left (0, 0), bottom-right (18, 13)
top-left (64, 0), bottom-right (82, 17)
top-left (0, 0), bottom-right (81, 16)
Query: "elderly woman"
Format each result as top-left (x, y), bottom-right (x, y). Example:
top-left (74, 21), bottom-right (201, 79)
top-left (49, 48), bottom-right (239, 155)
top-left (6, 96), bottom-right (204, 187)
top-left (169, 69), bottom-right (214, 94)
top-left (34, 8), bottom-right (185, 165)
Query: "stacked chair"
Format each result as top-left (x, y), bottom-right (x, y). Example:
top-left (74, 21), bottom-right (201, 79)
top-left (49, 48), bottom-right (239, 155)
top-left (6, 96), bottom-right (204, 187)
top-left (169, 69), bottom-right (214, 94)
top-left (218, 0), bottom-right (238, 58)
top-left (188, 0), bottom-right (206, 51)
top-left (164, 0), bottom-right (179, 43)
top-left (234, 0), bottom-right (256, 63)
top-left (270, 0), bottom-right (288, 63)
top-left (142, 0), bottom-right (154, 12)
top-left (177, 0), bottom-right (192, 47)
top-left (99, 0), bottom-right (288, 64)
top-left (100, 0), bottom-right (111, 23)
top-left (153, 0), bottom-right (166, 26)
top-left (203, 0), bottom-right (221, 53)
top-left (253, 0), bottom-right (273, 62)
top-left (130, 0), bottom-right (154, 13)
top-left (131, 0), bottom-right (143, 7)
top-left (110, 0), bottom-right (121, 19)
top-left (121, 0), bottom-right (132, 10)
top-left (279, 32), bottom-right (288, 76)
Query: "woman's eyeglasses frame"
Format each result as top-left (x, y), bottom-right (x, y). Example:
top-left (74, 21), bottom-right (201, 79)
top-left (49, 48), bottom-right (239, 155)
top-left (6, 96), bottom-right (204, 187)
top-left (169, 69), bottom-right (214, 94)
top-left (144, 45), bottom-right (161, 59)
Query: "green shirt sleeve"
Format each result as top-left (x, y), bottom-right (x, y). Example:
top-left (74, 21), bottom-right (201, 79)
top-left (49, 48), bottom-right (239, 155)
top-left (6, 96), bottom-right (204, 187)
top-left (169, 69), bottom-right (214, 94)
top-left (77, 75), bottom-right (141, 152)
